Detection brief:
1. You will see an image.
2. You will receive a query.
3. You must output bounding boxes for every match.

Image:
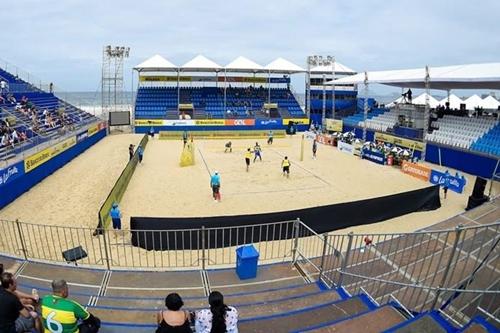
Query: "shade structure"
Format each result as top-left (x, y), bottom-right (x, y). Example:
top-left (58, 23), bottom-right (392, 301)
top-left (412, 93), bottom-right (440, 108)
top-left (310, 62), bottom-right (356, 75)
top-left (225, 56), bottom-right (264, 72)
top-left (330, 63), bottom-right (500, 90)
top-left (181, 54), bottom-right (222, 72)
top-left (264, 57), bottom-right (305, 73)
top-left (464, 94), bottom-right (484, 110)
top-left (439, 94), bottom-right (464, 109)
top-left (134, 54), bottom-right (177, 72)
top-left (482, 96), bottom-right (500, 110)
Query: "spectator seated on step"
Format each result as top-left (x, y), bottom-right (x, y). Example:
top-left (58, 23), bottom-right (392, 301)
top-left (156, 293), bottom-right (193, 333)
top-left (195, 291), bottom-right (238, 333)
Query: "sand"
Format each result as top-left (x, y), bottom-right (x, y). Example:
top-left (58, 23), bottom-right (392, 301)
top-left (0, 134), bottom-right (492, 269)
top-left (0, 133), bottom-right (143, 227)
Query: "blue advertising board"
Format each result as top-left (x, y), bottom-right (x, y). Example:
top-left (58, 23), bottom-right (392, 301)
top-left (429, 169), bottom-right (466, 194)
top-left (0, 161), bottom-right (25, 188)
top-left (255, 119), bottom-right (282, 129)
top-left (361, 148), bottom-right (386, 165)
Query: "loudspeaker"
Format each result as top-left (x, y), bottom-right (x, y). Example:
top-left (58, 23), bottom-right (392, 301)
top-left (62, 246), bottom-right (87, 264)
top-left (472, 177), bottom-right (487, 198)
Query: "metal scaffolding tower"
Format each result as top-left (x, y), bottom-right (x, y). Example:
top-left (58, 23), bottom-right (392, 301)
top-left (101, 45), bottom-right (130, 120)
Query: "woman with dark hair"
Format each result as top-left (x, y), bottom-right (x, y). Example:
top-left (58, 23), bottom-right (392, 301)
top-left (195, 291), bottom-right (238, 333)
top-left (156, 293), bottom-right (192, 333)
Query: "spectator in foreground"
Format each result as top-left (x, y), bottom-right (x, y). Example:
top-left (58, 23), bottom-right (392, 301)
top-left (156, 293), bottom-right (192, 333)
top-left (41, 279), bottom-right (100, 333)
top-left (128, 144), bottom-right (135, 161)
top-left (195, 291), bottom-right (238, 333)
top-left (0, 271), bottom-right (40, 333)
top-left (138, 145), bottom-right (144, 164)
top-left (110, 203), bottom-right (122, 231)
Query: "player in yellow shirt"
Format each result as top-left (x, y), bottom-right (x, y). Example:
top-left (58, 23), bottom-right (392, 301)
top-left (244, 148), bottom-right (252, 172)
top-left (282, 156), bottom-right (290, 178)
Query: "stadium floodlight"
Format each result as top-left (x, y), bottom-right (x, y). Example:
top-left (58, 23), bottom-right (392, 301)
top-left (307, 54), bottom-right (336, 125)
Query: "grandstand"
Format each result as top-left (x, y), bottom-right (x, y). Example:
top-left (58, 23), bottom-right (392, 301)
top-left (0, 65), bottom-right (98, 161)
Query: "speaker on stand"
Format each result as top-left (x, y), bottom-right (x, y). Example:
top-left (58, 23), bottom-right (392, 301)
top-left (466, 177), bottom-right (489, 210)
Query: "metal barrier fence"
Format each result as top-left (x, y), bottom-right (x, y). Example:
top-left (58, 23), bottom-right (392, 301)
top-left (0, 217), bottom-right (498, 325)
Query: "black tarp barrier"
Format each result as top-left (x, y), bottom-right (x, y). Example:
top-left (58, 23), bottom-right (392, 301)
top-left (131, 185), bottom-right (441, 250)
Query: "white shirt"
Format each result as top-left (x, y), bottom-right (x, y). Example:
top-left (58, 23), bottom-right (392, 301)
top-left (0, 81), bottom-right (5, 88)
top-left (195, 306), bottom-right (238, 333)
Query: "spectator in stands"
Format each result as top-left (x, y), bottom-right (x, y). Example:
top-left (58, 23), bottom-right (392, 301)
top-left (110, 203), bottom-right (122, 231)
top-left (49, 82), bottom-right (53, 93)
top-left (156, 293), bottom-right (192, 333)
top-left (0, 80), bottom-right (7, 95)
top-left (0, 95), bottom-right (5, 104)
top-left (0, 271), bottom-right (40, 333)
top-left (41, 279), bottom-right (100, 333)
top-left (195, 291), bottom-right (238, 333)
top-left (7, 94), bottom-right (16, 105)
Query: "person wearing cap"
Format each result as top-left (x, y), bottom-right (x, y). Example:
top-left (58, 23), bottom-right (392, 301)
top-left (110, 203), bottom-right (122, 230)
top-left (137, 145), bottom-right (144, 164)
top-left (210, 171), bottom-right (221, 202)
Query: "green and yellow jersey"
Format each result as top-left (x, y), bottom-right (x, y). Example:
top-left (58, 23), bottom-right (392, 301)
top-left (41, 295), bottom-right (90, 333)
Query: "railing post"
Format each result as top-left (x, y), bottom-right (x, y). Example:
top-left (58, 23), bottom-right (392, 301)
top-left (15, 219), bottom-right (28, 260)
top-left (291, 218), bottom-right (300, 263)
top-left (318, 233), bottom-right (329, 283)
top-left (431, 225), bottom-right (463, 309)
top-left (100, 226), bottom-right (111, 270)
top-left (338, 232), bottom-right (354, 287)
top-left (201, 226), bottom-right (206, 270)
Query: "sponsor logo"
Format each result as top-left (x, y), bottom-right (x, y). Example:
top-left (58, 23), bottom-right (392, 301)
top-left (0, 164), bottom-right (21, 186)
top-left (225, 119), bottom-right (256, 126)
top-left (401, 161), bottom-right (431, 181)
top-left (282, 118), bottom-right (310, 126)
top-left (338, 141), bottom-right (354, 154)
top-left (76, 131), bottom-right (88, 143)
top-left (259, 119), bottom-right (278, 125)
top-left (87, 124), bottom-right (99, 137)
top-left (25, 136), bottom-right (76, 172)
top-left (195, 119), bottom-right (225, 126)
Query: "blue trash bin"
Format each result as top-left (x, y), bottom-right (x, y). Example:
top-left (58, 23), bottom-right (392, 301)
top-left (236, 244), bottom-right (259, 280)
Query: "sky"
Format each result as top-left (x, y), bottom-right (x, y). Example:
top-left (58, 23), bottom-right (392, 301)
top-left (1, 0), bottom-right (499, 97)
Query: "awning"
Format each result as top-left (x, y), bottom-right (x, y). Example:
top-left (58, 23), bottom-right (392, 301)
top-left (330, 63), bottom-right (500, 90)
top-left (264, 58), bottom-right (305, 73)
top-left (134, 55), bottom-right (177, 72)
top-left (310, 62), bottom-right (356, 75)
top-left (181, 55), bottom-right (222, 72)
top-left (225, 56), bottom-right (264, 72)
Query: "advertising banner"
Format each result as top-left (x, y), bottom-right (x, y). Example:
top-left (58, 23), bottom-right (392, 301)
top-left (76, 130), bottom-right (88, 143)
top-left (374, 132), bottom-right (425, 151)
top-left (362, 148), bottom-right (386, 165)
top-left (325, 119), bottom-right (343, 132)
top-left (225, 119), bottom-right (255, 126)
top-left (282, 118), bottom-right (310, 126)
top-left (429, 169), bottom-right (466, 193)
top-left (338, 141), bottom-right (354, 155)
top-left (87, 124), bottom-right (99, 137)
top-left (135, 119), bottom-right (166, 126)
top-left (316, 134), bottom-right (333, 145)
top-left (195, 119), bottom-right (225, 126)
top-left (304, 131), bottom-right (317, 140)
top-left (401, 161), bottom-right (431, 181)
top-left (25, 136), bottom-right (77, 172)
top-left (139, 75), bottom-right (290, 83)
top-left (0, 161), bottom-right (24, 188)
top-left (255, 119), bottom-right (281, 128)
top-left (134, 119), bottom-right (197, 127)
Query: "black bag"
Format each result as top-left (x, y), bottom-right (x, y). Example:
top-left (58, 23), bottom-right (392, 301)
top-left (78, 314), bottom-right (101, 333)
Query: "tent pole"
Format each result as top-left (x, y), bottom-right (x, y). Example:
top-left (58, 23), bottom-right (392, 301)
top-left (422, 65), bottom-right (430, 161)
top-left (268, 70), bottom-right (271, 104)
top-left (177, 69), bottom-right (180, 113)
top-left (224, 68), bottom-right (227, 115)
top-left (332, 58), bottom-right (336, 120)
top-left (322, 73), bottom-right (326, 126)
top-left (363, 71), bottom-right (369, 142)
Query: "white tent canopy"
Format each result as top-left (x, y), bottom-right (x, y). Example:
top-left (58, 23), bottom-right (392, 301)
top-left (134, 54), bottom-right (177, 72)
top-left (181, 54), bottom-right (222, 71)
top-left (264, 57), bottom-right (305, 73)
top-left (482, 96), bottom-right (500, 110)
top-left (464, 94), bottom-right (484, 110)
top-left (439, 94), bottom-right (464, 109)
top-left (225, 56), bottom-right (263, 72)
top-left (412, 93), bottom-right (440, 108)
top-left (310, 62), bottom-right (356, 75)
top-left (330, 63), bottom-right (500, 90)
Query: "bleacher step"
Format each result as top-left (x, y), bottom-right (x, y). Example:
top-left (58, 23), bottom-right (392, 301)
top-left (382, 313), bottom-right (451, 333)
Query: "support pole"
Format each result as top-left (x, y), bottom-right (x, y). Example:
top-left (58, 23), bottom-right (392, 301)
top-left (322, 73), bottom-right (326, 126)
top-left (223, 69), bottom-right (227, 114)
top-left (431, 225), bottom-right (463, 309)
top-left (332, 59), bottom-right (336, 120)
top-left (267, 70), bottom-right (271, 104)
top-left (306, 63), bottom-right (311, 119)
top-left (201, 226), bottom-right (206, 270)
top-left (422, 65), bottom-right (430, 161)
top-left (292, 218), bottom-right (300, 263)
top-left (15, 219), bottom-right (28, 260)
top-left (318, 233), bottom-right (329, 283)
top-left (362, 72), bottom-right (369, 142)
top-left (338, 232), bottom-right (354, 287)
top-left (177, 69), bottom-right (180, 112)
top-left (101, 226), bottom-right (111, 270)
